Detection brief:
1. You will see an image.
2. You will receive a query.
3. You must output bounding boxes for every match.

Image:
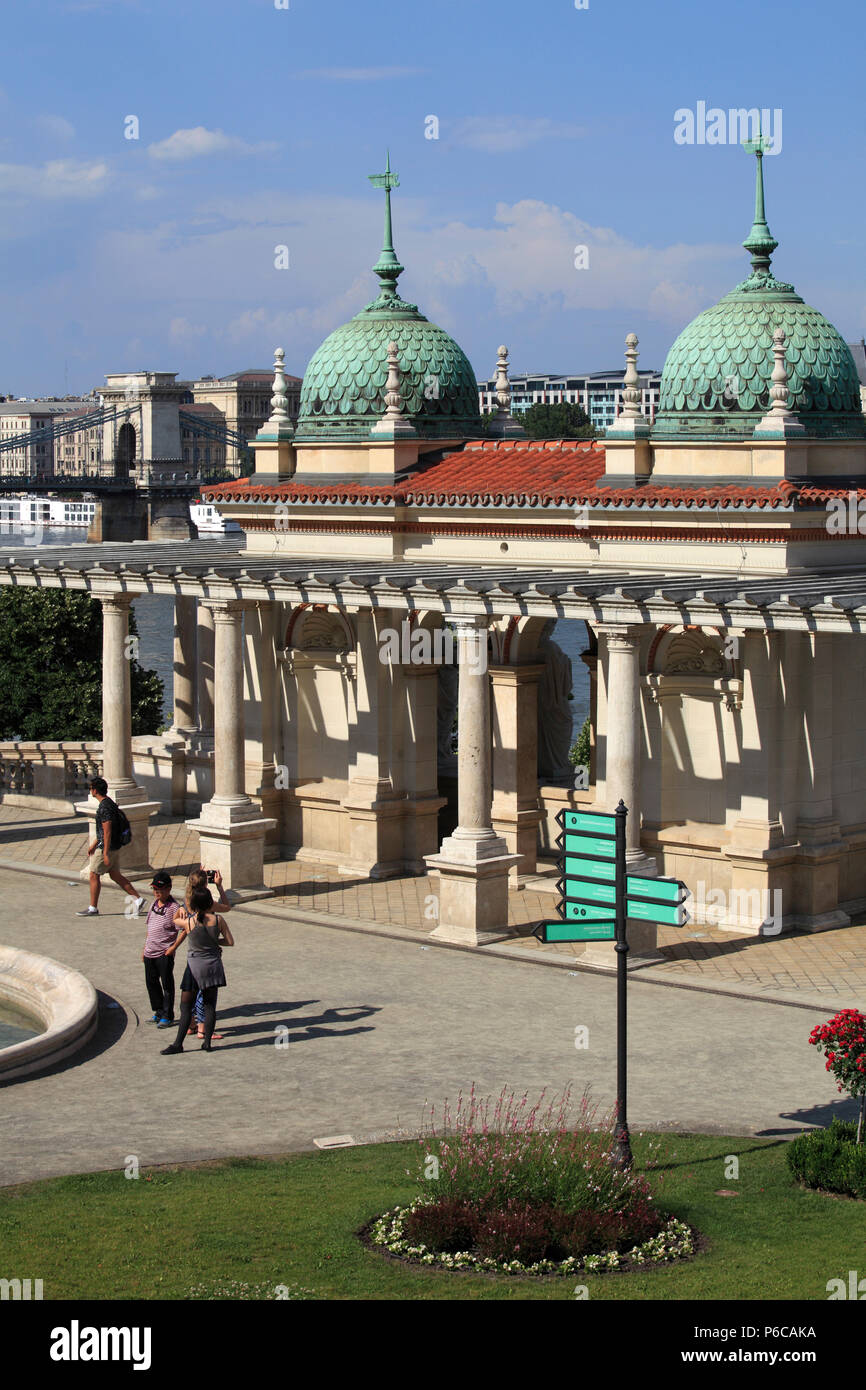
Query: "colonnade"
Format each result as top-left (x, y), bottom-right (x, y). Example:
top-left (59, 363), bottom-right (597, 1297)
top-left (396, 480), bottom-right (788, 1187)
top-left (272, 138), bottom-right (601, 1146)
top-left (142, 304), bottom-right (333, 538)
top-left (93, 591), bottom-right (655, 946)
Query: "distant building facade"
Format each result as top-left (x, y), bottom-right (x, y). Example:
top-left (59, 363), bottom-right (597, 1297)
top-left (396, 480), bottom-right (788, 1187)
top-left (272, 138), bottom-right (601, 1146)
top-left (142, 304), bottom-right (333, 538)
top-left (181, 403), bottom-right (227, 475)
top-left (192, 369), bottom-right (301, 473)
top-left (0, 399), bottom-right (92, 477)
top-left (848, 340), bottom-right (866, 413)
top-left (477, 369), bottom-right (661, 433)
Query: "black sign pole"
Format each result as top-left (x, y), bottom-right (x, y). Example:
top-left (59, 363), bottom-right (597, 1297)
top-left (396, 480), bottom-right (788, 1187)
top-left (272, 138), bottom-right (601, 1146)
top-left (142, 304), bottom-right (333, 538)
top-left (613, 799), bottom-right (632, 1169)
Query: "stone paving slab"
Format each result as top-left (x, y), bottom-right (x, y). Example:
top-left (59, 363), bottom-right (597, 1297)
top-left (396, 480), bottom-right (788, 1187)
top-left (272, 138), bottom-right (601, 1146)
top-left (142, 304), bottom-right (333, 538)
top-left (0, 866), bottom-right (854, 1186)
top-left (1, 804), bottom-right (865, 1011)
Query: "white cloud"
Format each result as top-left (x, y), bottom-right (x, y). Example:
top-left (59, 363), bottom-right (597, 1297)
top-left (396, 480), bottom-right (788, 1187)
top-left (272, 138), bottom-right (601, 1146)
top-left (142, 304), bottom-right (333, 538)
top-left (169, 317), bottom-right (208, 343)
top-left (450, 116), bottom-right (585, 154)
top-left (408, 200), bottom-right (738, 323)
top-left (295, 66), bottom-right (422, 81)
top-left (147, 127), bottom-right (278, 162)
top-left (0, 159), bottom-right (110, 199)
top-left (134, 184), bottom-right (163, 202)
top-left (36, 115), bottom-right (75, 142)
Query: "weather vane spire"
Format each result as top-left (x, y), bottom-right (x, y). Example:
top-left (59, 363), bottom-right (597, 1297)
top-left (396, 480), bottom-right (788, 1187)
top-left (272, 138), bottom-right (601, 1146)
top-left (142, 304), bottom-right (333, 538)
top-left (742, 122), bottom-right (778, 275)
top-left (368, 150), bottom-right (404, 298)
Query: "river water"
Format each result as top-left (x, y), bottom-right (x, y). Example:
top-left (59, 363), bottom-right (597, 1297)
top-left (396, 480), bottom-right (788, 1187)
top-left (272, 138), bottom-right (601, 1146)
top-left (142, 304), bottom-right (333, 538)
top-left (30, 529), bottom-right (591, 736)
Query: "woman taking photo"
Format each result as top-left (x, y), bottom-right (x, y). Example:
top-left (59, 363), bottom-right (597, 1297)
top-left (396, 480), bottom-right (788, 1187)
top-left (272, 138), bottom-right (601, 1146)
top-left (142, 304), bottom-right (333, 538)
top-left (161, 886), bottom-right (233, 1054)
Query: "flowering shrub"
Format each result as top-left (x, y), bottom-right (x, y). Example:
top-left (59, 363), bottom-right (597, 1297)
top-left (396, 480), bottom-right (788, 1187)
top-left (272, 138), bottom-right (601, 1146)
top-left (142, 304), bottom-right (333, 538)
top-left (372, 1087), bottom-right (694, 1276)
top-left (421, 1086), bottom-right (659, 1219)
top-left (808, 1009), bottom-right (866, 1143)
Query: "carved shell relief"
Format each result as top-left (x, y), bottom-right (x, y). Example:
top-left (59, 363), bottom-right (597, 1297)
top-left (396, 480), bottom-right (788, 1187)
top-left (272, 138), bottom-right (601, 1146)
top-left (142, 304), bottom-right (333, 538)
top-left (662, 631), bottom-right (726, 677)
top-left (290, 610), bottom-right (353, 652)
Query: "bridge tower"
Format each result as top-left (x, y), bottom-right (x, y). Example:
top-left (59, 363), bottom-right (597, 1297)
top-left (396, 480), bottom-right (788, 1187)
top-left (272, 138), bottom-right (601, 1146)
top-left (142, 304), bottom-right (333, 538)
top-left (93, 372), bottom-right (197, 541)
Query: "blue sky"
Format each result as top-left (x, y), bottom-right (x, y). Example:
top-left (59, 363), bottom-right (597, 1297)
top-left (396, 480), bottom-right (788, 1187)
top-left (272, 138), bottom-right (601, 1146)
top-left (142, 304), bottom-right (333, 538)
top-left (0, 0), bottom-right (863, 396)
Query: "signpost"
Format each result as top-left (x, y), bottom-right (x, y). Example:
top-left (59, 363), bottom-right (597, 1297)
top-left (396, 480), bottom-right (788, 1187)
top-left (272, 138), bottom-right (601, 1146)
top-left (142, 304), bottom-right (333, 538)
top-left (533, 802), bottom-right (690, 1167)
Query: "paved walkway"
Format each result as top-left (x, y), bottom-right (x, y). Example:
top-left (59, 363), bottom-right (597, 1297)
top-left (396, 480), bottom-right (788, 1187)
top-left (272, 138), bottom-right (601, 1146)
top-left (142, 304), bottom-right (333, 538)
top-left (2, 804), bottom-right (865, 1011)
top-left (0, 865), bottom-right (853, 1185)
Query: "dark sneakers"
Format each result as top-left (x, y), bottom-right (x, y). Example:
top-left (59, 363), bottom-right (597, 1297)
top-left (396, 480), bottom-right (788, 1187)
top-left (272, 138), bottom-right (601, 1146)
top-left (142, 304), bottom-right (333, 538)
top-left (160, 1044), bottom-right (183, 1055)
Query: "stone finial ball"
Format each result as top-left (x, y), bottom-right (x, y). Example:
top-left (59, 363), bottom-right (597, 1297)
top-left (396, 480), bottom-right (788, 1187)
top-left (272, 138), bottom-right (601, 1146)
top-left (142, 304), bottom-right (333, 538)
top-left (626, 332), bottom-right (639, 348)
top-left (498, 345), bottom-right (508, 357)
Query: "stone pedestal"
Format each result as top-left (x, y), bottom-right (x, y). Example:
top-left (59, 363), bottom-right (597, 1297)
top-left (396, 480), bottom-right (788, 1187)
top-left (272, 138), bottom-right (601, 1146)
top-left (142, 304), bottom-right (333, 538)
top-left (77, 787), bottom-right (161, 879)
top-left (188, 800), bottom-right (277, 901)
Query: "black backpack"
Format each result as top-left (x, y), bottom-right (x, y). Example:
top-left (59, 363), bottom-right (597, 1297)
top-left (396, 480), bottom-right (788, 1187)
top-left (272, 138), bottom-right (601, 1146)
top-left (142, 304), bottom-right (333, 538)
top-left (116, 807), bottom-right (132, 847)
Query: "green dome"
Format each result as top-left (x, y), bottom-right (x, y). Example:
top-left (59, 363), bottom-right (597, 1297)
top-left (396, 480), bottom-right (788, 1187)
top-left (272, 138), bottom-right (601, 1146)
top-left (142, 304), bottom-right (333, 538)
top-left (296, 293), bottom-right (483, 441)
top-left (297, 154), bottom-right (482, 442)
top-left (654, 148), bottom-right (866, 440)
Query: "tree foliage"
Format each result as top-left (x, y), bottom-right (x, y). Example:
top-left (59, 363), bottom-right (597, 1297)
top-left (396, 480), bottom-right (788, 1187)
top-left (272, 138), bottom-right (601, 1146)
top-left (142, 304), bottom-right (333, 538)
top-left (520, 401), bottom-right (594, 440)
top-left (0, 589), bottom-right (163, 741)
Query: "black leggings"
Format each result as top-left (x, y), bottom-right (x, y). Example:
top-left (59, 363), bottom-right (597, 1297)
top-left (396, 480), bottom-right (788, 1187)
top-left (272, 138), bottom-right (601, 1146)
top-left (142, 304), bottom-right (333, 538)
top-left (172, 985), bottom-right (218, 1047)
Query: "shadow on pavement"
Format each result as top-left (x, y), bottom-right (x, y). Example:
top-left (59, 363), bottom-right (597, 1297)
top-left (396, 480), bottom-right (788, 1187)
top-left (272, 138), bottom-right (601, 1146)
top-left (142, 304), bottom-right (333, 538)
top-left (211, 1002), bottom-right (381, 1050)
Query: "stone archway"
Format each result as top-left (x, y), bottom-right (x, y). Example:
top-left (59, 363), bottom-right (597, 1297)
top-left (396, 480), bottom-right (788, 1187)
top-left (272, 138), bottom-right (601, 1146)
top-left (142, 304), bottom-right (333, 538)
top-left (116, 422), bottom-right (136, 478)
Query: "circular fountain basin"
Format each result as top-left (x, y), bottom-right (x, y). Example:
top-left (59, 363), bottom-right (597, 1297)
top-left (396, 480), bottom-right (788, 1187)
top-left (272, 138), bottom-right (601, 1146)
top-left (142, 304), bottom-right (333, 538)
top-left (0, 946), bottom-right (98, 1081)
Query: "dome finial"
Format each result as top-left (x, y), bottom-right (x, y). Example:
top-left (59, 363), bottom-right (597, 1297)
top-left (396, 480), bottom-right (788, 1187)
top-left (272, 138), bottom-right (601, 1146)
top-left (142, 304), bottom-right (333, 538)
top-left (368, 150), bottom-right (405, 299)
top-left (742, 124), bottom-right (779, 275)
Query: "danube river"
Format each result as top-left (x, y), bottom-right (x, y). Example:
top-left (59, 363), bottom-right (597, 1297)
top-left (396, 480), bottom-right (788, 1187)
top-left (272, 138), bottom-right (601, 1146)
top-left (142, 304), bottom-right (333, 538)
top-left (31, 529), bottom-right (591, 735)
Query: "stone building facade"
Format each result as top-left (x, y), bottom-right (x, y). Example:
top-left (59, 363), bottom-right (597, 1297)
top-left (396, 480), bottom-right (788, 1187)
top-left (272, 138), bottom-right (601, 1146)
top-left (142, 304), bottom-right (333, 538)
top-left (4, 150), bottom-right (866, 960)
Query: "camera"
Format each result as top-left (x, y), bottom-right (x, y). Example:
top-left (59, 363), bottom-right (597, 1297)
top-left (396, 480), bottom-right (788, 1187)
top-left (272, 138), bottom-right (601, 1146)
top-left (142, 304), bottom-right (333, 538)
top-left (206, 869), bottom-right (217, 883)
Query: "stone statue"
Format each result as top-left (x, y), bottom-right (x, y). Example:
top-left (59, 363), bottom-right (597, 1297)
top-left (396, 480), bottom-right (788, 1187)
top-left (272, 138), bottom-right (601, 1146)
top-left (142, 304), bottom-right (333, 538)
top-left (537, 621), bottom-right (574, 780)
top-left (437, 663), bottom-right (459, 774)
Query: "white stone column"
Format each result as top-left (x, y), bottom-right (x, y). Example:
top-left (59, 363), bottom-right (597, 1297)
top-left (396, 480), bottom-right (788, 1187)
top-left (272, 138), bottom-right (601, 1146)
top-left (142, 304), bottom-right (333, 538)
top-left (426, 617), bottom-right (518, 944)
top-left (77, 594), bottom-right (159, 877)
top-left (600, 627), bottom-right (646, 856)
top-left (101, 594), bottom-right (136, 795)
top-left (186, 601), bottom-right (275, 898)
top-left (589, 624), bottom-right (659, 963)
top-left (196, 601), bottom-right (215, 734)
top-left (170, 596), bottom-right (197, 733)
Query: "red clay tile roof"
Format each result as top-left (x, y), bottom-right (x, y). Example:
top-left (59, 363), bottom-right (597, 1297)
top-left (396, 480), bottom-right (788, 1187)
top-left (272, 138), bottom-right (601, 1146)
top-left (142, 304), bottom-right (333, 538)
top-left (200, 441), bottom-right (860, 511)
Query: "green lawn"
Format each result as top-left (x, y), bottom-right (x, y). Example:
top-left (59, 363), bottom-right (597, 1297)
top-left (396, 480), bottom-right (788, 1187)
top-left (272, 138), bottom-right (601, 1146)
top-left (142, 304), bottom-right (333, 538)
top-left (2, 1133), bottom-right (863, 1300)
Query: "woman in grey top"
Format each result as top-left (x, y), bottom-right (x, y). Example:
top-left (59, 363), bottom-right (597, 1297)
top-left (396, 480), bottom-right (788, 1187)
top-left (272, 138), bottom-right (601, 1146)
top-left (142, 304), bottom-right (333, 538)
top-left (160, 887), bottom-right (234, 1054)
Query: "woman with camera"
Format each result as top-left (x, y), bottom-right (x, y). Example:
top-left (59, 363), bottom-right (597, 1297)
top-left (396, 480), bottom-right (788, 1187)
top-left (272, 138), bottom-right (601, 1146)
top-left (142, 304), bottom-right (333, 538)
top-left (174, 867), bottom-right (233, 1041)
top-left (160, 883), bottom-right (234, 1054)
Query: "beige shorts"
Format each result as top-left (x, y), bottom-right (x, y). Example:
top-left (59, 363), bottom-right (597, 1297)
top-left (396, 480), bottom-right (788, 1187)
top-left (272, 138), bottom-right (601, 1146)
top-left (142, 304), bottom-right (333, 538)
top-left (81, 848), bottom-right (113, 878)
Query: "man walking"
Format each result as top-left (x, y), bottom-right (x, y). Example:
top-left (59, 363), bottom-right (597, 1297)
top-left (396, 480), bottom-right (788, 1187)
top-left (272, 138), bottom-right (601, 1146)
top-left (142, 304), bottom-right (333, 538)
top-left (77, 776), bottom-right (144, 918)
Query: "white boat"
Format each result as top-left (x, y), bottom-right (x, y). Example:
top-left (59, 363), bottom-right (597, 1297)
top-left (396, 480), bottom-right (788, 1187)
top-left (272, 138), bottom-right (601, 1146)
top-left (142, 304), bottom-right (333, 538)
top-left (190, 502), bottom-right (241, 535)
top-left (0, 495), bottom-right (240, 536)
top-left (0, 497), bottom-right (97, 529)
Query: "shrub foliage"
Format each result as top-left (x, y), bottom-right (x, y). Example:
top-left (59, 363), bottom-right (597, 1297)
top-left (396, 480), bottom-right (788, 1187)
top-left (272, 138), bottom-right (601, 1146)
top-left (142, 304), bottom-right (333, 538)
top-left (787, 1119), bottom-right (866, 1199)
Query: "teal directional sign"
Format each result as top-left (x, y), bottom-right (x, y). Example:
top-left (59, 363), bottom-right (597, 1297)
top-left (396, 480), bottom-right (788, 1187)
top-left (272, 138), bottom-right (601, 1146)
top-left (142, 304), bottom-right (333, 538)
top-left (534, 805), bottom-right (691, 944)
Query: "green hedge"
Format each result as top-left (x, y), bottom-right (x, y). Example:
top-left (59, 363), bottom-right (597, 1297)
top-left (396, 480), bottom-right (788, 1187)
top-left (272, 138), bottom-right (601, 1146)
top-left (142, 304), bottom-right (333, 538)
top-left (787, 1119), bottom-right (866, 1199)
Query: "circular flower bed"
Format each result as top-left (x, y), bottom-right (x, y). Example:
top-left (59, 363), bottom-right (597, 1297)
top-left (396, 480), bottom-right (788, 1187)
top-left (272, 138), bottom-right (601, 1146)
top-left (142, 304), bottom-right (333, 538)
top-left (369, 1197), bottom-right (695, 1277)
top-left (364, 1087), bottom-right (699, 1278)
